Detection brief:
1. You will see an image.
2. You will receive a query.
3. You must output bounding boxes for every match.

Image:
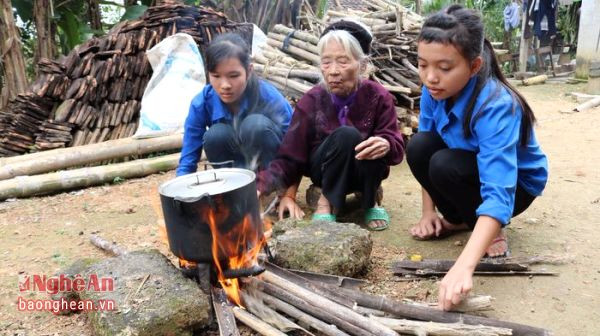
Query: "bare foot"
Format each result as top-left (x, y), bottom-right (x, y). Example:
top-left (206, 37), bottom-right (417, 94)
top-left (315, 194), bottom-right (332, 215)
top-left (485, 230), bottom-right (509, 257)
top-left (367, 219), bottom-right (387, 229)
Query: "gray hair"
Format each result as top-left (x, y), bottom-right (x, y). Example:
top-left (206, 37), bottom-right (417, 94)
top-left (317, 29), bottom-right (368, 65)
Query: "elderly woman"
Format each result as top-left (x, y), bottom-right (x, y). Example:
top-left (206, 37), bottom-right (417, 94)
top-left (257, 21), bottom-right (404, 230)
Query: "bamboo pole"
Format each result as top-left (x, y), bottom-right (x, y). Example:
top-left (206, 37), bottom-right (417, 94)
top-left (0, 134), bottom-right (183, 180)
top-left (268, 32), bottom-right (320, 55)
top-left (267, 39), bottom-right (321, 64)
top-left (272, 24), bottom-right (320, 45)
top-left (261, 271), bottom-right (399, 336)
top-left (371, 316), bottom-right (512, 336)
top-left (0, 153), bottom-right (179, 200)
top-left (267, 75), bottom-right (314, 94)
top-left (253, 64), bottom-right (321, 81)
top-left (573, 96), bottom-right (600, 112)
top-left (521, 74), bottom-right (548, 86)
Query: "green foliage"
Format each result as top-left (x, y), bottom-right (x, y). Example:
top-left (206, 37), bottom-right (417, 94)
top-left (120, 5), bottom-right (148, 21)
top-left (112, 176), bottom-right (125, 184)
top-left (422, 0), bottom-right (509, 44)
top-left (557, 0), bottom-right (581, 47)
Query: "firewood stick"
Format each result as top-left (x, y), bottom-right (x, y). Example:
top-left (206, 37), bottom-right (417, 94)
top-left (268, 32), bottom-right (319, 55)
top-left (381, 84), bottom-right (412, 94)
top-left (211, 287), bottom-right (240, 336)
top-left (261, 271), bottom-right (399, 336)
top-left (249, 278), bottom-right (376, 336)
top-left (402, 295), bottom-right (493, 313)
top-left (232, 306), bottom-right (287, 336)
top-left (327, 11), bottom-right (388, 26)
top-left (254, 289), bottom-right (351, 336)
top-left (240, 290), bottom-right (310, 334)
top-left (371, 316), bottom-right (512, 336)
top-left (89, 234), bottom-right (128, 256)
top-left (331, 287), bottom-right (551, 336)
top-left (267, 39), bottom-right (320, 64)
top-left (264, 261), bottom-right (355, 308)
top-left (272, 24), bottom-right (320, 45)
top-left (392, 259), bottom-right (530, 272)
top-left (253, 64), bottom-right (321, 81)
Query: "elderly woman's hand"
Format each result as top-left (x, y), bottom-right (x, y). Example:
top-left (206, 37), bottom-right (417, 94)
top-left (355, 136), bottom-right (390, 160)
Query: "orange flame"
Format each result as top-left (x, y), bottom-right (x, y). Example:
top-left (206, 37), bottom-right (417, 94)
top-left (206, 211), bottom-right (265, 306)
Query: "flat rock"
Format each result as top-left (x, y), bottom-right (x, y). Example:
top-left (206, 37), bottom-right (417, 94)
top-left (270, 219), bottom-right (372, 277)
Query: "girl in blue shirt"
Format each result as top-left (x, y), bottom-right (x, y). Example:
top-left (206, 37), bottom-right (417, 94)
top-left (406, 5), bottom-right (548, 311)
top-left (176, 33), bottom-right (293, 176)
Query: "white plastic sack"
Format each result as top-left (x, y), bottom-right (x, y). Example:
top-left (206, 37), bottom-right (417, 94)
top-left (134, 33), bottom-right (206, 138)
top-left (251, 24), bottom-right (268, 58)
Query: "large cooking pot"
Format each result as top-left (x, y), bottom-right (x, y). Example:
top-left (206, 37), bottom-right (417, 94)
top-left (158, 168), bottom-right (262, 263)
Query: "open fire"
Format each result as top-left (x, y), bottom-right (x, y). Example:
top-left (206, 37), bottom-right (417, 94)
top-left (205, 210), bottom-right (267, 306)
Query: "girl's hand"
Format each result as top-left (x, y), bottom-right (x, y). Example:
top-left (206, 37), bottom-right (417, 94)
top-left (410, 211), bottom-right (444, 239)
top-left (278, 196), bottom-right (305, 220)
top-left (355, 136), bottom-right (390, 160)
top-left (438, 263), bottom-right (474, 311)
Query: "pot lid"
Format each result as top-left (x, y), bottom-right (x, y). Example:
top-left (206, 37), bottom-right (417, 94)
top-left (159, 168), bottom-right (255, 201)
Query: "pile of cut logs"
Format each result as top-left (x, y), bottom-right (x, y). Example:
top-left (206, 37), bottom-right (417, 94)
top-left (0, 4), bottom-right (252, 157)
top-left (255, 0), bottom-right (423, 136)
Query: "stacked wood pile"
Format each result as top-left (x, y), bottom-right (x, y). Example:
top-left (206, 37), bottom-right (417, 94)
top-left (0, 4), bottom-right (252, 157)
top-left (254, 0), bottom-right (423, 136)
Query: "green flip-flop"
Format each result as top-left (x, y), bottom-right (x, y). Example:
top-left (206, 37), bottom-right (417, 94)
top-left (365, 207), bottom-right (390, 231)
top-left (311, 213), bottom-right (337, 222)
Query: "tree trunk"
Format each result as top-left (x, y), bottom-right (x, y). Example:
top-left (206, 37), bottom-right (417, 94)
top-left (0, 0), bottom-right (28, 108)
top-left (87, 0), bottom-right (102, 32)
top-left (33, 0), bottom-right (57, 68)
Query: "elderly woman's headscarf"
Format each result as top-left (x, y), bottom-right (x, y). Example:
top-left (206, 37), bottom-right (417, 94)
top-left (320, 20), bottom-right (373, 55)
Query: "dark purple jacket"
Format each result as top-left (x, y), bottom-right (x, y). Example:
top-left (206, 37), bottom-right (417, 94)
top-left (257, 80), bottom-right (404, 194)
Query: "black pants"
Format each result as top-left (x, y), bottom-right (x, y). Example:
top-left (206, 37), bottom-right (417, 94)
top-left (310, 126), bottom-right (387, 210)
top-left (203, 114), bottom-right (283, 170)
top-left (406, 131), bottom-right (536, 229)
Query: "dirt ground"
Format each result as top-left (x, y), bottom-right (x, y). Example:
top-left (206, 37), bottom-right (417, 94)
top-left (1, 82), bottom-right (599, 335)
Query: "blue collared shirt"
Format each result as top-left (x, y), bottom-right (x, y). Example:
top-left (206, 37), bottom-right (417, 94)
top-left (419, 77), bottom-right (548, 226)
top-left (176, 80), bottom-right (293, 176)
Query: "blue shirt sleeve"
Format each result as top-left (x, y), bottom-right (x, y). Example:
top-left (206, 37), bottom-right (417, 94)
top-left (473, 97), bottom-right (521, 226)
top-left (418, 86), bottom-right (435, 132)
top-left (176, 90), bottom-right (209, 176)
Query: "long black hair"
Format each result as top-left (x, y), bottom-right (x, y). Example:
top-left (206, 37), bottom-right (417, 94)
top-left (205, 33), bottom-right (262, 115)
top-left (418, 5), bottom-right (535, 146)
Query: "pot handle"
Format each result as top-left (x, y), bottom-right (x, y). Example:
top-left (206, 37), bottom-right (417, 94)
top-left (172, 193), bottom-right (215, 215)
